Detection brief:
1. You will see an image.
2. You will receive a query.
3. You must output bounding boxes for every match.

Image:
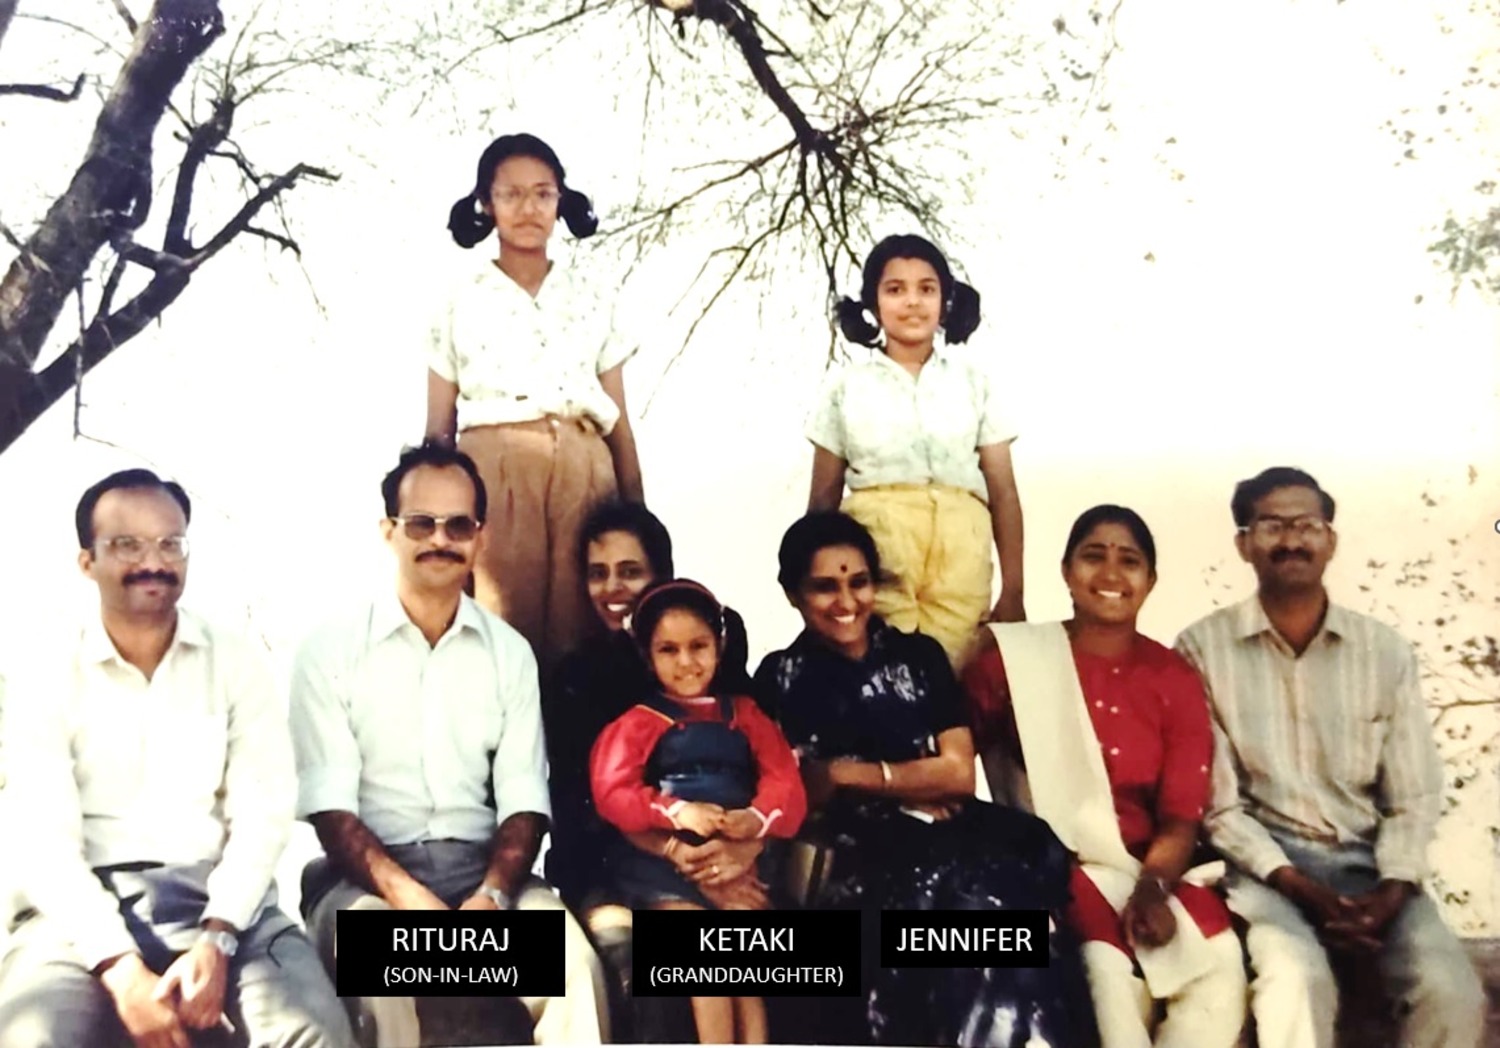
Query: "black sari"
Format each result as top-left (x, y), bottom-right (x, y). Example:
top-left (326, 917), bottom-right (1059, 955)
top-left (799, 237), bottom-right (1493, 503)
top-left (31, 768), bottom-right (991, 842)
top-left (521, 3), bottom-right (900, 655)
top-left (754, 619), bottom-right (1099, 1048)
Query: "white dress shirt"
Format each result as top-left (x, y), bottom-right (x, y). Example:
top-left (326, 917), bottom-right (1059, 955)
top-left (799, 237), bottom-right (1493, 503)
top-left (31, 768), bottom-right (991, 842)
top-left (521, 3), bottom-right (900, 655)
top-left (2, 610), bottom-right (294, 969)
top-left (805, 345), bottom-right (1016, 501)
top-left (428, 261), bottom-right (636, 435)
top-left (1175, 596), bottom-right (1444, 884)
top-left (289, 592), bottom-right (551, 846)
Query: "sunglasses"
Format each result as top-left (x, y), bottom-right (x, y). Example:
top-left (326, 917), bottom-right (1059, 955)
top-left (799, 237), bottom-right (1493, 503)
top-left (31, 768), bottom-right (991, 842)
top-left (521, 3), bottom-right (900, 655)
top-left (392, 514), bottom-right (479, 542)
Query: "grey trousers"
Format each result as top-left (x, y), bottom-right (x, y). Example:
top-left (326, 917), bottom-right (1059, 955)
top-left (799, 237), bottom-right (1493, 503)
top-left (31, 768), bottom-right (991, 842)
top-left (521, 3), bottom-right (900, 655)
top-left (1226, 834), bottom-right (1485, 1048)
top-left (0, 899), bottom-right (353, 1048)
top-left (303, 840), bottom-right (607, 1047)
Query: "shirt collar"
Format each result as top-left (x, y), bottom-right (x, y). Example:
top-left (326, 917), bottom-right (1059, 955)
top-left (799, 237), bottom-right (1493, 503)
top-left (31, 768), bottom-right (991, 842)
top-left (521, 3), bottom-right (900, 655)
top-left (372, 588), bottom-right (484, 643)
top-left (80, 606), bottom-right (208, 666)
top-left (1233, 593), bottom-right (1348, 644)
top-left (479, 257), bottom-right (572, 305)
top-left (869, 342), bottom-right (951, 376)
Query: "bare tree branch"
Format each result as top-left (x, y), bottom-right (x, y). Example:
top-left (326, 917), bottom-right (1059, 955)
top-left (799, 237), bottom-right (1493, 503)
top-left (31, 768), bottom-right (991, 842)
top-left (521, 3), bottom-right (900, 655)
top-left (0, 73), bottom-right (86, 101)
top-left (111, 0), bottom-right (140, 35)
top-left (188, 163), bottom-right (336, 265)
top-left (0, 217), bottom-right (22, 252)
top-left (166, 94), bottom-right (235, 254)
top-left (0, 0), bottom-right (225, 396)
top-left (243, 223), bottom-right (300, 255)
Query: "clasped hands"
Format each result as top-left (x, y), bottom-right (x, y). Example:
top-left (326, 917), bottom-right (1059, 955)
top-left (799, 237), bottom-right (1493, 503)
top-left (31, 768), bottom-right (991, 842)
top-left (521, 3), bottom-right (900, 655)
top-left (101, 937), bottom-right (230, 1048)
top-left (1269, 867), bottom-right (1412, 953)
top-left (666, 801), bottom-right (768, 909)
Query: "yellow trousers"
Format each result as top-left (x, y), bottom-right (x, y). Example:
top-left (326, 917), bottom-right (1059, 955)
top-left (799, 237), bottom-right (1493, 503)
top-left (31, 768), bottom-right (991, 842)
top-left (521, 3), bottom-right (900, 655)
top-left (841, 484), bottom-right (992, 666)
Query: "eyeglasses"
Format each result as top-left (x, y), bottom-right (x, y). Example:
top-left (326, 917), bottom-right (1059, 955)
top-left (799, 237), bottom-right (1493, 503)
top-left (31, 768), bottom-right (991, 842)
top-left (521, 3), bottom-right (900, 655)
top-left (95, 535), bottom-right (190, 563)
top-left (1239, 516), bottom-right (1331, 541)
top-left (392, 514), bottom-right (479, 542)
top-left (493, 187), bottom-right (560, 209)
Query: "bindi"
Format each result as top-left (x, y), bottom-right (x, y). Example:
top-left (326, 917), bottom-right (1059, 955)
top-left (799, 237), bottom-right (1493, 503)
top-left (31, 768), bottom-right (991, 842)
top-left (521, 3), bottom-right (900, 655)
top-left (838, 562), bottom-right (849, 574)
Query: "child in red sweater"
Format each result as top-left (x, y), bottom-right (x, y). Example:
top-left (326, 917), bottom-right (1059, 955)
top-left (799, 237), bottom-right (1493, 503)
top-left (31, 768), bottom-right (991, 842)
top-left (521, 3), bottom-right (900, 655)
top-left (590, 579), bottom-right (806, 1043)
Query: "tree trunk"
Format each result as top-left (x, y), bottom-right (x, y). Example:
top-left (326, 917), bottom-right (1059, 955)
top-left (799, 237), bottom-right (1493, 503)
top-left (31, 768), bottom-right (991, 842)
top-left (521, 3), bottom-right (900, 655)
top-left (0, 0), bottom-right (223, 452)
top-left (0, 0), bottom-right (19, 57)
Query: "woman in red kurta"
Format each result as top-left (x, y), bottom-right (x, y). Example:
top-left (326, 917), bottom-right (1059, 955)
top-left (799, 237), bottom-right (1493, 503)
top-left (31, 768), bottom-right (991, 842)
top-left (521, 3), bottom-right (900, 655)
top-left (963, 505), bottom-right (1246, 1048)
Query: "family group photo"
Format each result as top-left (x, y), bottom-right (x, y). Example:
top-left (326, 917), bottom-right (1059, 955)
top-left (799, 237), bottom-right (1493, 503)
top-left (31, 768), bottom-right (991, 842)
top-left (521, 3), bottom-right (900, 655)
top-left (0, 0), bottom-right (1495, 1046)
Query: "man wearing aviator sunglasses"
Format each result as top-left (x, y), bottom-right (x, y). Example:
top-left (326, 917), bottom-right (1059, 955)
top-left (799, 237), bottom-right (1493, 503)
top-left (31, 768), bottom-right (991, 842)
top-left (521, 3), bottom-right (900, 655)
top-left (290, 441), bottom-right (608, 1046)
top-left (1175, 467), bottom-right (1484, 1048)
top-left (391, 513), bottom-right (480, 544)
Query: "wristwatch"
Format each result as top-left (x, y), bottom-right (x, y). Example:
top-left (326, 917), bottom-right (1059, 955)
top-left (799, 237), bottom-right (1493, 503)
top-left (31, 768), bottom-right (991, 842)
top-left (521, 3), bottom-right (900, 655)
top-left (478, 885), bottom-right (513, 909)
top-left (200, 928), bottom-right (239, 958)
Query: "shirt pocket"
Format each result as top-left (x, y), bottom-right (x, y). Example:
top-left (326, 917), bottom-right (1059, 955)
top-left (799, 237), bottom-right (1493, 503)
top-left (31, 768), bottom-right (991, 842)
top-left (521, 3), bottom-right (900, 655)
top-left (1311, 693), bottom-right (1385, 791)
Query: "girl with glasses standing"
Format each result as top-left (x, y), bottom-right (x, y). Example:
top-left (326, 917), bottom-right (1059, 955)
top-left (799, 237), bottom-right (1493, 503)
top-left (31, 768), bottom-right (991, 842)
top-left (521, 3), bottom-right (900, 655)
top-left (428, 132), bottom-right (645, 673)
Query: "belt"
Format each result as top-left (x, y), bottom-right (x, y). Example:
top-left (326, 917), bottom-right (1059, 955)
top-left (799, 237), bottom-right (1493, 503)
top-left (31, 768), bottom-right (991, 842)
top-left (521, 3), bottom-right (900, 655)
top-left (465, 414), bottom-right (600, 437)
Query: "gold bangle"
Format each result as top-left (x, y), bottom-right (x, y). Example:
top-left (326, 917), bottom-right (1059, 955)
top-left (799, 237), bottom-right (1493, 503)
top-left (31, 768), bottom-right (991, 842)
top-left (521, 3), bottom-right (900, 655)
top-left (880, 761), bottom-right (893, 785)
top-left (663, 836), bottom-right (679, 859)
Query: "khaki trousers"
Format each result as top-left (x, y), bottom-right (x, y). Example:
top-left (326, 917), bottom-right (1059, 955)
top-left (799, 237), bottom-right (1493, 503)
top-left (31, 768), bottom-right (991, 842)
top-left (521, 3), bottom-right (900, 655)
top-left (841, 483), bottom-right (993, 666)
top-left (459, 419), bottom-right (617, 673)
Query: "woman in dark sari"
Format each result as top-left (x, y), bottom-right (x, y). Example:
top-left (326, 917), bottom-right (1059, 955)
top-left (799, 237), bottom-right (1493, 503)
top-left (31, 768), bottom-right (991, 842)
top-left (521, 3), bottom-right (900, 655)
top-left (753, 511), bottom-right (1099, 1047)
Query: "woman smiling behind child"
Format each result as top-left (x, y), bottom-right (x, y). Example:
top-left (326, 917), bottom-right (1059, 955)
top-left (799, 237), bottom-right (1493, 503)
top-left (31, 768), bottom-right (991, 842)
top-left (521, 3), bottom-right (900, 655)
top-left (590, 580), bottom-right (807, 1044)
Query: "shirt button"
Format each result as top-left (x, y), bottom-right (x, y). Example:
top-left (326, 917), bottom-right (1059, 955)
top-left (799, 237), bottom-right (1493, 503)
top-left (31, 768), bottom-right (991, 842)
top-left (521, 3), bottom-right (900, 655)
top-left (1109, 747), bottom-right (1120, 756)
top-left (1095, 701), bottom-right (1105, 709)
top-left (1109, 706), bottom-right (1119, 714)
top-left (1111, 667), bottom-right (1121, 675)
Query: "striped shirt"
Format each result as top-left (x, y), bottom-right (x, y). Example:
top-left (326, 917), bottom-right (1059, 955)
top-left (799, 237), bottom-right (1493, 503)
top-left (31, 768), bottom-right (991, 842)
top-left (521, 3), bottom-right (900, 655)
top-left (1174, 596), bottom-right (1442, 884)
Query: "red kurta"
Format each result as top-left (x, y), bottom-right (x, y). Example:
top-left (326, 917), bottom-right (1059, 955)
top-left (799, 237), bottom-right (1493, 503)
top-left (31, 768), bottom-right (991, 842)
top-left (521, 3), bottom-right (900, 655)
top-left (962, 634), bottom-right (1232, 954)
top-left (590, 694), bottom-right (808, 839)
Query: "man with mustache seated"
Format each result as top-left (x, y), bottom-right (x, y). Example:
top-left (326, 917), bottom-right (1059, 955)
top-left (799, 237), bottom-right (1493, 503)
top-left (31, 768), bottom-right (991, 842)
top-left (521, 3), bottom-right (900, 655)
top-left (0, 469), bottom-right (352, 1048)
top-left (289, 441), bottom-right (608, 1046)
top-left (1175, 467), bottom-right (1484, 1048)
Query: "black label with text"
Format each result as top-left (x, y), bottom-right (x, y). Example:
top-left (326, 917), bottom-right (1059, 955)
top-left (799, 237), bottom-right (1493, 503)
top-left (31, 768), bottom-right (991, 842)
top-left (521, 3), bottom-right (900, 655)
top-left (880, 909), bottom-right (1050, 968)
top-left (334, 910), bottom-right (563, 996)
top-left (633, 909), bottom-right (861, 996)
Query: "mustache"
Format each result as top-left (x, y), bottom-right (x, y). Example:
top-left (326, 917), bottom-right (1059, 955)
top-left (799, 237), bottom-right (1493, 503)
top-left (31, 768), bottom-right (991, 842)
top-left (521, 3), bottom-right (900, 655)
top-left (416, 550), bottom-right (465, 563)
top-left (124, 570), bottom-right (179, 587)
top-left (1270, 549), bottom-right (1313, 563)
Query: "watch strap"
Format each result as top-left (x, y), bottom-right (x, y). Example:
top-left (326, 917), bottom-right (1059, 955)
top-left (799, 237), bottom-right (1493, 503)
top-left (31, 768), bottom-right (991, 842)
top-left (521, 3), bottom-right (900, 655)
top-left (478, 885), bottom-right (513, 909)
top-left (200, 928), bottom-right (239, 957)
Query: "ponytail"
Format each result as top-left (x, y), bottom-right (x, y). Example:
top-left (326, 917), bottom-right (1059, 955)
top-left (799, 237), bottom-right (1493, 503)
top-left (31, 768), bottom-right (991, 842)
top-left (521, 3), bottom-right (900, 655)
top-left (835, 296), bottom-right (882, 348)
top-left (944, 282), bottom-right (981, 344)
top-left (559, 188), bottom-right (599, 239)
top-left (447, 194), bottom-right (494, 249)
top-left (716, 605), bottom-right (753, 694)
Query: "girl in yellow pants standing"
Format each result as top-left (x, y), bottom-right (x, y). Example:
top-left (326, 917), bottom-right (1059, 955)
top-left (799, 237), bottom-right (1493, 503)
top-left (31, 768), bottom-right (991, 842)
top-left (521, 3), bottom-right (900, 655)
top-left (806, 234), bottom-right (1025, 665)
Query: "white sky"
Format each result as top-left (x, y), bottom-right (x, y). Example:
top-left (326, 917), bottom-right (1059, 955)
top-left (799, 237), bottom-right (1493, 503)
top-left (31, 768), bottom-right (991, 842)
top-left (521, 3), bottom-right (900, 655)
top-left (0, 0), bottom-right (1496, 929)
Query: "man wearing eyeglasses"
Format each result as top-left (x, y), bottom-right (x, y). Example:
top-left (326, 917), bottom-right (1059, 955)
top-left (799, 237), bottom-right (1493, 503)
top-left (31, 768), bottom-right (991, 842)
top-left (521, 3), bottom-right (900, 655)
top-left (1175, 467), bottom-right (1484, 1048)
top-left (0, 469), bottom-right (352, 1048)
top-left (289, 441), bottom-right (607, 1047)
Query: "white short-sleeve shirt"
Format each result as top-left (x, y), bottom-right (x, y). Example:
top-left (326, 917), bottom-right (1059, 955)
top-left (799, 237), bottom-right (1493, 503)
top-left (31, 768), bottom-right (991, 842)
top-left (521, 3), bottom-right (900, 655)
top-left (805, 345), bottom-right (1016, 501)
top-left (428, 261), bottom-right (636, 435)
top-left (289, 592), bottom-right (551, 847)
